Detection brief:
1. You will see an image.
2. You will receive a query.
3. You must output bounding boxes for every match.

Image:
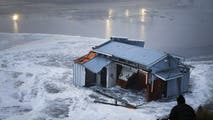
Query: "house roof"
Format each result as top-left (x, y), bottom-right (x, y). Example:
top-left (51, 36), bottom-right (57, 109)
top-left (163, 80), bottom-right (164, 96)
top-left (154, 69), bottom-right (184, 81)
top-left (110, 37), bottom-right (144, 47)
top-left (93, 40), bottom-right (167, 68)
top-left (74, 51), bottom-right (96, 64)
top-left (83, 56), bottom-right (111, 73)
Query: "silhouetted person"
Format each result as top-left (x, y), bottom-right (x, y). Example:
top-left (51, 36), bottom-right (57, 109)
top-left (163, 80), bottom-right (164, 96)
top-left (169, 95), bottom-right (196, 120)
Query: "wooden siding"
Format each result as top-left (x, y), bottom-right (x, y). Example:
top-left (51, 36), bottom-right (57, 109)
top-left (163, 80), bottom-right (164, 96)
top-left (146, 78), bottom-right (166, 101)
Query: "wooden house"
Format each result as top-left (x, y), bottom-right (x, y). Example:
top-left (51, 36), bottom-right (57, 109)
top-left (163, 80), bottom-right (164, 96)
top-left (73, 37), bottom-right (190, 101)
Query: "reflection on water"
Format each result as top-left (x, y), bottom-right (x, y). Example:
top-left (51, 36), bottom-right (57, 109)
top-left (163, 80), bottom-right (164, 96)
top-left (105, 19), bottom-right (112, 38)
top-left (0, 1), bottom-right (213, 58)
top-left (105, 9), bottom-right (113, 38)
top-left (140, 8), bottom-right (146, 22)
top-left (12, 14), bottom-right (19, 33)
top-left (108, 8), bottom-right (113, 18)
top-left (104, 8), bottom-right (147, 39)
top-left (140, 25), bottom-right (145, 40)
top-left (2, 8), bottom-right (148, 40)
top-left (13, 21), bottom-right (18, 33)
top-left (125, 9), bottom-right (129, 17)
top-left (139, 8), bottom-right (146, 40)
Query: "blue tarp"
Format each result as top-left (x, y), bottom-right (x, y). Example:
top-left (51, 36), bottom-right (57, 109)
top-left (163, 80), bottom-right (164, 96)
top-left (83, 56), bottom-right (111, 73)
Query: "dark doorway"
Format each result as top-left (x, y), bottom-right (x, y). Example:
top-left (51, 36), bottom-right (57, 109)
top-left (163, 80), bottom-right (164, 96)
top-left (177, 77), bottom-right (182, 95)
top-left (100, 67), bottom-right (107, 87)
top-left (151, 78), bottom-right (166, 100)
top-left (126, 71), bottom-right (146, 90)
top-left (162, 81), bottom-right (167, 97)
top-left (116, 64), bottom-right (122, 80)
top-left (85, 69), bottom-right (96, 87)
top-left (137, 71), bottom-right (147, 89)
top-left (126, 73), bottom-right (137, 89)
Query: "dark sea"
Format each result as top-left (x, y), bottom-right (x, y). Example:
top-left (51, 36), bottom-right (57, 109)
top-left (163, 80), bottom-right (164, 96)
top-left (0, 0), bottom-right (213, 58)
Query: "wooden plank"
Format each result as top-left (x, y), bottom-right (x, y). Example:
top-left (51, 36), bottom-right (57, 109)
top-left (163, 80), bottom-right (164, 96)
top-left (93, 88), bottom-right (137, 108)
top-left (94, 100), bottom-right (137, 109)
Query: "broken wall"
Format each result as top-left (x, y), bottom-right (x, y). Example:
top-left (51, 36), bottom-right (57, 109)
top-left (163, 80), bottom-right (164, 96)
top-left (106, 62), bottom-right (117, 88)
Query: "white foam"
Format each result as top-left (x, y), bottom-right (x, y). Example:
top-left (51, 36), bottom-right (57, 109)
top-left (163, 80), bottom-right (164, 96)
top-left (0, 33), bottom-right (212, 120)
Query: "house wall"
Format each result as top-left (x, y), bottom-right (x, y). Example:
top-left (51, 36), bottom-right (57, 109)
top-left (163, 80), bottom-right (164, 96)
top-left (181, 72), bottom-right (190, 92)
top-left (150, 56), bottom-right (189, 98)
top-left (73, 63), bottom-right (85, 86)
top-left (167, 72), bottom-right (189, 97)
top-left (106, 62), bottom-right (117, 88)
top-left (146, 78), bottom-right (166, 101)
top-left (85, 69), bottom-right (97, 86)
top-left (151, 56), bottom-right (179, 73)
top-left (167, 79), bottom-right (179, 97)
top-left (151, 57), bottom-right (170, 73)
top-left (170, 57), bottom-right (181, 68)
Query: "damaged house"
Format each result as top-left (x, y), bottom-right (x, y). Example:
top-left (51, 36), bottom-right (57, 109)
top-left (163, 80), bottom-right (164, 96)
top-left (73, 37), bottom-right (190, 101)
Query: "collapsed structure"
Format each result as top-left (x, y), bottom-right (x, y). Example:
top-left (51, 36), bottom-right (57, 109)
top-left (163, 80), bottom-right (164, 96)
top-left (73, 37), bottom-right (190, 101)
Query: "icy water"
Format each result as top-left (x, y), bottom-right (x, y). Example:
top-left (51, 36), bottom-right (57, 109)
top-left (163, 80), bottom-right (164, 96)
top-left (0, 0), bottom-right (213, 58)
top-left (0, 33), bottom-right (212, 120)
top-left (0, 0), bottom-right (213, 119)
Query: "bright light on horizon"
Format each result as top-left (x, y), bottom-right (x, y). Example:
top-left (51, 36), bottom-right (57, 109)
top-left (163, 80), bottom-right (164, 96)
top-left (108, 8), bottom-right (113, 18)
top-left (140, 8), bottom-right (146, 22)
top-left (12, 14), bottom-right (19, 32)
top-left (140, 8), bottom-right (146, 16)
top-left (12, 14), bottom-right (19, 21)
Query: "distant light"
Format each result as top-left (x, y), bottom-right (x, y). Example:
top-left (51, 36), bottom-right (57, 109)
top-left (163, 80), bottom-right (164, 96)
top-left (140, 8), bottom-right (146, 16)
top-left (140, 8), bottom-right (147, 22)
top-left (108, 9), bottom-right (113, 18)
top-left (125, 9), bottom-right (129, 17)
top-left (12, 14), bottom-right (19, 21)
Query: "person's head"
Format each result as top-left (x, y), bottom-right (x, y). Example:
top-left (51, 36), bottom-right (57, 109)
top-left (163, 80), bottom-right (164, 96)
top-left (177, 95), bottom-right (185, 105)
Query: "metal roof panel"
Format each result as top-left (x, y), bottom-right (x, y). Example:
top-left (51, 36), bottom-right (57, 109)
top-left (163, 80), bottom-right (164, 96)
top-left (154, 69), bottom-right (183, 81)
top-left (93, 41), bottom-right (166, 67)
top-left (83, 56), bottom-right (111, 73)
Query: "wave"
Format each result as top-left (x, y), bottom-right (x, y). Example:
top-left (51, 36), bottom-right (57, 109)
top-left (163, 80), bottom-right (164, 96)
top-left (0, 33), bottom-right (212, 120)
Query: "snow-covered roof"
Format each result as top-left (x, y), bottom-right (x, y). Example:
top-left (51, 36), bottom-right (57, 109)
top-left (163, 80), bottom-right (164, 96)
top-left (93, 40), bottom-right (167, 68)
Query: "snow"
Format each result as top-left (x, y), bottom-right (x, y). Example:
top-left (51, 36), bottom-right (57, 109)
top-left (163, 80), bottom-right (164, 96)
top-left (0, 33), bottom-right (213, 120)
